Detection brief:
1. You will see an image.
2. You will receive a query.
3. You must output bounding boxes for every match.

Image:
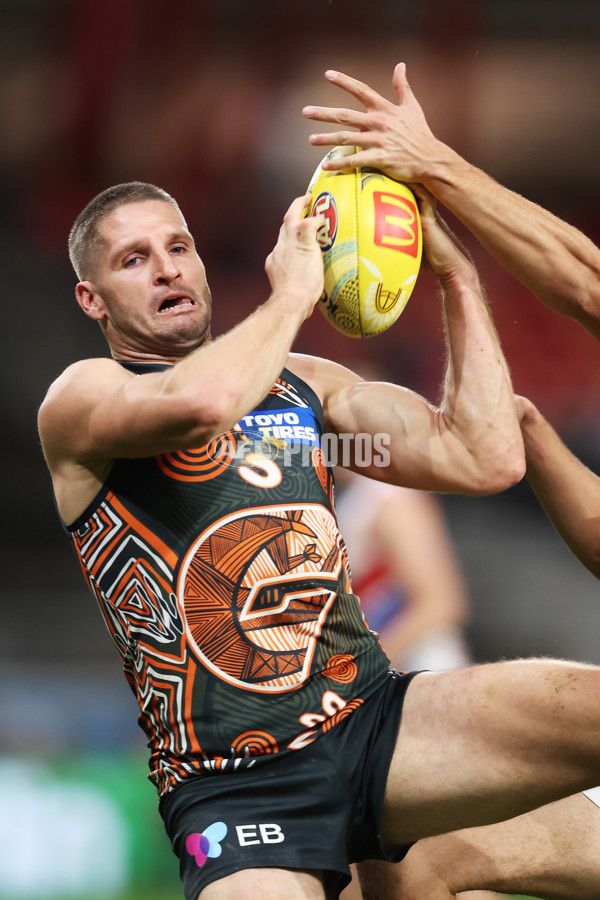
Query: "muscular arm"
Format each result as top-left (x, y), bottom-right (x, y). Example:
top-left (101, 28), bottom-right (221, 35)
top-left (422, 154), bottom-right (600, 340)
top-left (518, 395), bottom-right (600, 578)
top-left (304, 194), bottom-right (525, 495)
top-left (303, 64), bottom-right (600, 340)
top-left (39, 196), bottom-right (327, 522)
top-left (39, 196), bottom-right (325, 464)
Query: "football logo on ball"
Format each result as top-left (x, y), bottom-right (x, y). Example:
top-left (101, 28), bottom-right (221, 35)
top-left (312, 191), bottom-right (338, 251)
top-left (307, 146), bottom-right (422, 338)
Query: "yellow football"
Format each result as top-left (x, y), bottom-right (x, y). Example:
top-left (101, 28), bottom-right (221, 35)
top-left (307, 146), bottom-right (422, 338)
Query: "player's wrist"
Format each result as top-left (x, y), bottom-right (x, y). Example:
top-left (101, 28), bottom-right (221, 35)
top-left (266, 286), bottom-right (320, 321)
top-left (432, 260), bottom-right (482, 296)
top-left (419, 143), bottom-right (474, 193)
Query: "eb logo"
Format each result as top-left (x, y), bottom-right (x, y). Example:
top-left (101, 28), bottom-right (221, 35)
top-left (186, 822), bottom-right (285, 869)
top-left (236, 823), bottom-right (286, 846)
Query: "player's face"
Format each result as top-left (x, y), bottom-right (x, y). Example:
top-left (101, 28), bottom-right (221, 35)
top-left (83, 200), bottom-right (212, 360)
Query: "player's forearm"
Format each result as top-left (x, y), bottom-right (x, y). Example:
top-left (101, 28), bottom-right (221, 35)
top-left (148, 195), bottom-right (325, 449)
top-left (438, 276), bottom-right (525, 493)
top-left (160, 291), bottom-right (310, 442)
top-left (520, 399), bottom-right (600, 578)
top-left (84, 291), bottom-right (312, 459)
top-left (423, 149), bottom-right (600, 339)
top-left (344, 279), bottom-right (525, 494)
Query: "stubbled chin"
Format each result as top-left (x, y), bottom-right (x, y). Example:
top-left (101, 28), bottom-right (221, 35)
top-left (157, 312), bottom-right (211, 349)
top-left (107, 300), bottom-right (212, 359)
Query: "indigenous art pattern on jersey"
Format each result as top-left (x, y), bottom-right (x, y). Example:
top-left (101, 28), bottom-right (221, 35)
top-left (68, 368), bottom-right (390, 796)
top-left (179, 503), bottom-right (343, 692)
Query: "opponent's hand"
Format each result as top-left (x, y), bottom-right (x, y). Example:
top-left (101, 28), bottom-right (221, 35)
top-left (302, 63), bottom-right (445, 184)
top-left (265, 194), bottom-right (326, 320)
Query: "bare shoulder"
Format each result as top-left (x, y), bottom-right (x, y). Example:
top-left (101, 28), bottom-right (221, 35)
top-left (38, 357), bottom-right (132, 454)
top-left (42, 357), bottom-right (130, 401)
top-left (287, 352), bottom-right (362, 404)
top-left (40, 358), bottom-right (130, 414)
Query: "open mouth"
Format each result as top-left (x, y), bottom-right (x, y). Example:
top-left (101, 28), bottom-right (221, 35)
top-left (158, 295), bottom-right (195, 313)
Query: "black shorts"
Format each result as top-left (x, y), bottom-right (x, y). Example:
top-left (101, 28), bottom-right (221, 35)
top-left (159, 669), bottom-right (419, 899)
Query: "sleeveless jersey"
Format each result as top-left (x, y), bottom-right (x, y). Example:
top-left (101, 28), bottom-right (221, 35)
top-left (67, 364), bottom-right (391, 796)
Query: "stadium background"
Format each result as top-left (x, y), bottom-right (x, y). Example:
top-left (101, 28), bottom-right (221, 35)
top-left (2, 0), bottom-right (600, 897)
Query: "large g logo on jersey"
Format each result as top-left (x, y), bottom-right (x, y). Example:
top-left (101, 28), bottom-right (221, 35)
top-left (177, 504), bottom-right (345, 692)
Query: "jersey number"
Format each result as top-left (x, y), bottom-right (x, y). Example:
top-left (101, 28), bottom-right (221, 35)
top-left (238, 453), bottom-right (282, 489)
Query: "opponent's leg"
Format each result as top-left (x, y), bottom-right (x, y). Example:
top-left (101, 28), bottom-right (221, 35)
top-left (401, 792), bottom-right (600, 900)
top-left (198, 866), bottom-right (326, 899)
top-left (355, 858), bottom-right (504, 900)
top-left (382, 660), bottom-right (600, 844)
top-left (358, 792), bottom-right (600, 899)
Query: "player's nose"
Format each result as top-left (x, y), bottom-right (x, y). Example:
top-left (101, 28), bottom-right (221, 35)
top-left (153, 250), bottom-right (181, 284)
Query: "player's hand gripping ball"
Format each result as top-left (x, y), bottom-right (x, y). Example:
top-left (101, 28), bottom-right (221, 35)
top-left (307, 146), bottom-right (422, 337)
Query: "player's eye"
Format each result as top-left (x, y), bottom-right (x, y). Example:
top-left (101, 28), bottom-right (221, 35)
top-left (170, 245), bottom-right (186, 254)
top-left (124, 256), bottom-right (141, 268)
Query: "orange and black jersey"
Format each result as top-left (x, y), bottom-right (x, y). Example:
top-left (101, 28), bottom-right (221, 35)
top-left (66, 365), bottom-right (391, 796)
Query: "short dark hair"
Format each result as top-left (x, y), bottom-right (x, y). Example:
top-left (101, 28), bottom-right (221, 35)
top-left (68, 181), bottom-right (185, 280)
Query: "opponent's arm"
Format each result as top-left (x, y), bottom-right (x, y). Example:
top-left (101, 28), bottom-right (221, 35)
top-left (518, 395), bottom-right (600, 578)
top-left (303, 64), bottom-right (600, 340)
top-left (39, 196), bottom-right (325, 464)
top-left (316, 193), bottom-right (524, 495)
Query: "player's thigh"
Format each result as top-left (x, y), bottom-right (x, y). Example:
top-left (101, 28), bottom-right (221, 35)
top-left (381, 659), bottom-right (600, 843)
top-left (198, 866), bottom-right (326, 899)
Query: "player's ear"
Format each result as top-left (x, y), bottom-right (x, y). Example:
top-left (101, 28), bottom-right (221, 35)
top-left (75, 281), bottom-right (106, 321)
